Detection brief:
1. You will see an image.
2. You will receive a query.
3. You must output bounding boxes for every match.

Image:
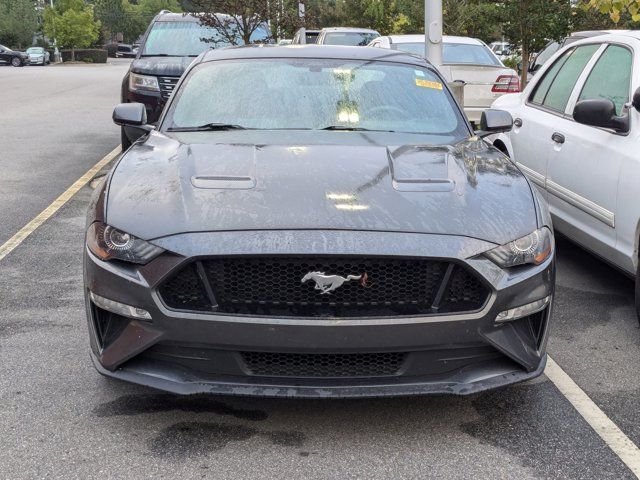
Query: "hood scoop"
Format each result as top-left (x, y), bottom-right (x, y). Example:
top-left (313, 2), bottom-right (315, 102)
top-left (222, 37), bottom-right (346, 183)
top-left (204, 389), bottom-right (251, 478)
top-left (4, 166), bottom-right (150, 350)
top-left (188, 144), bottom-right (256, 190)
top-left (388, 145), bottom-right (455, 192)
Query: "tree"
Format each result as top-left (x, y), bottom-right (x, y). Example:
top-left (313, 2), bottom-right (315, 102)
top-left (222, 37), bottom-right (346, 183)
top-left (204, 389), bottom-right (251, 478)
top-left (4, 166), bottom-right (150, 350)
top-left (444, 0), bottom-right (503, 43)
top-left (0, 0), bottom-right (38, 48)
top-left (500, 0), bottom-right (571, 88)
top-left (582, 0), bottom-right (640, 22)
top-left (44, 0), bottom-right (101, 60)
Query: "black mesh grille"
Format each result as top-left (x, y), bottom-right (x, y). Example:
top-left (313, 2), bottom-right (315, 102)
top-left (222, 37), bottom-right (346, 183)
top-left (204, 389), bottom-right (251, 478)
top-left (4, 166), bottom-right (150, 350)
top-left (158, 263), bottom-right (212, 312)
top-left (158, 256), bottom-right (490, 317)
top-left (158, 76), bottom-right (179, 100)
top-left (241, 351), bottom-right (407, 377)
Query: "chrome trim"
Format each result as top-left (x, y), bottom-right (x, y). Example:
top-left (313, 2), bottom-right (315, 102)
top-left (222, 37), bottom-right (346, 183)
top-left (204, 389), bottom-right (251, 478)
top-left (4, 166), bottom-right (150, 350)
top-left (516, 162), bottom-right (545, 188)
top-left (546, 179), bottom-right (615, 227)
top-left (150, 290), bottom-right (498, 326)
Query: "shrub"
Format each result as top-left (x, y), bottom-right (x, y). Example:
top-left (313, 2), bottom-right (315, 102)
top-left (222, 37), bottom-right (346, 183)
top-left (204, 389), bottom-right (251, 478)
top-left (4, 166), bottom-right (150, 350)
top-left (61, 48), bottom-right (107, 63)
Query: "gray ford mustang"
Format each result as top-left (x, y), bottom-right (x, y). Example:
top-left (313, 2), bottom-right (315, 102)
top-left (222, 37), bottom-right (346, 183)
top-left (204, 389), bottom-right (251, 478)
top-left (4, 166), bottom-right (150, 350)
top-left (84, 45), bottom-right (555, 397)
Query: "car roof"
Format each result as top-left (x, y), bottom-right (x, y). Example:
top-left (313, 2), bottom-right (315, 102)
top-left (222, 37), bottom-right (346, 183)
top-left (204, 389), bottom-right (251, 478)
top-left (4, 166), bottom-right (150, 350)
top-left (321, 27), bottom-right (380, 34)
top-left (568, 30), bottom-right (640, 43)
top-left (384, 34), bottom-right (483, 45)
top-left (199, 44), bottom-right (429, 66)
top-left (155, 12), bottom-right (200, 22)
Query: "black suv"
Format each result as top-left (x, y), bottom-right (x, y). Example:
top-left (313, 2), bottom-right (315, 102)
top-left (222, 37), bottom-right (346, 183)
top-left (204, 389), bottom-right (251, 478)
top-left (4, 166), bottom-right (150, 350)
top-left (0, 44), bottom-right (29, 67)
top-left (120, 11), bottom-right (270, 149)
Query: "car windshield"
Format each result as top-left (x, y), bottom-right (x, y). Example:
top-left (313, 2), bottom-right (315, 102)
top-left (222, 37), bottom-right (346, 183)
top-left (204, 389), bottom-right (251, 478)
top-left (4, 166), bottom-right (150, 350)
top-left (142, 20), bottom-right (270, 56)
top-left (0, 45), bottom-right (12, 51)
top-left (323, 32), bottom-right (379, 46)
top-left (163, 58), bottom-right (468, 141)
top-left (26, 47), bottom-right (43, 54)
top-left (396, 42), bottom-right (502, 66)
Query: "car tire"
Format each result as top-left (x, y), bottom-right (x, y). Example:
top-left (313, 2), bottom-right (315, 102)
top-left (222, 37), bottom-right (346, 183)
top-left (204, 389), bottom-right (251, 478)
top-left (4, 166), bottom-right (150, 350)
top-left (11, 57), bottom-right (22, 67)
top-left (636, 266), bottom-right (640, 325)
top-left (121, 127), bottom-right (131, 151)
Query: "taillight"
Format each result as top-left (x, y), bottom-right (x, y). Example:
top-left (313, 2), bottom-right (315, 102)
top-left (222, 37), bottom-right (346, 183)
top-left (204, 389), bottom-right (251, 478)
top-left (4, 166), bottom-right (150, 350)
top-left (492, 75), bottom-right (520, 93)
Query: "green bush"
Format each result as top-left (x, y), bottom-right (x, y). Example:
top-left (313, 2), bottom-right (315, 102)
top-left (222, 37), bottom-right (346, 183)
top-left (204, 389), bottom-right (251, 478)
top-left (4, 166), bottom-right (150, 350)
top-left (61, 48), bottom-right (107, 63)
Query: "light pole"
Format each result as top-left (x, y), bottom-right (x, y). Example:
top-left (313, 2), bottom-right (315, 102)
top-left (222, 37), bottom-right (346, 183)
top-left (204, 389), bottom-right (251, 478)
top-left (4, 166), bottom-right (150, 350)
top-left (49, 0), bottom-right (60, 62)
top-left (424, 0), bottom-right (443, 68)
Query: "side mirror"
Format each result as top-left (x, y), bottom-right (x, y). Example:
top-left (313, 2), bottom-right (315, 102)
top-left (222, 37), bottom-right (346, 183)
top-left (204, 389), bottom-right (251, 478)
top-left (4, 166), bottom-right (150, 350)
top-left (113, 102), bottom-right (147, 126)
top-left (113, 103), bottom-right (152, 145)
top-left (475, 109), bottom-right (513, 138)
top-left (573, 98), bottom-right (629, 133)
top-left (632, 86), bottom-right (640, 112)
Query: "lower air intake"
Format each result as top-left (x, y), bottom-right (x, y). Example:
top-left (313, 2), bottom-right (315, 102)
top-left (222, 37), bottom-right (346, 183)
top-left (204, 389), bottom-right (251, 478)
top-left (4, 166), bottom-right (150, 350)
top-left (241, 351), bottom-right (408, 378)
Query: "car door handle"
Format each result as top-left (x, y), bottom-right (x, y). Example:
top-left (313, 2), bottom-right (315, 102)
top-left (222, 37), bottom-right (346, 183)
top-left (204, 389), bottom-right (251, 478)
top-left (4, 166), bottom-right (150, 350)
top-left (514, 118), bottom-right (523, 128)
top-left (552, 132), bottom-right (565, 144)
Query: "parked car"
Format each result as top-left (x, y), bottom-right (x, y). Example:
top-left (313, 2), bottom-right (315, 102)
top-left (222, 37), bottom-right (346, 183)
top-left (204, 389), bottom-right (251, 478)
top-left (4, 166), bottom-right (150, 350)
top-left (369, 35), bottom-right (520, 124)
top-left (120, 11), bottom-right (271, 149)
top-left (291, 28), bottom-right (320, 44)
top-left (316, 27), bottom-right (380, 46)
top-left (26, 47), bottom-right (50, 65)
top-left (0, 45), bottom-right (29, 67)
top-left (278, 39), bottom-right (292, 45)
top-left (489, 32), bottom-right (640, 319)
top-left (115, 43), bottom-right (138, 58)
top-left (528, 30), bottom-right (627, 76)
top-left (489, 41), bottom-right (512, 61)
top-left (87, 45), bottom-right (555, 397)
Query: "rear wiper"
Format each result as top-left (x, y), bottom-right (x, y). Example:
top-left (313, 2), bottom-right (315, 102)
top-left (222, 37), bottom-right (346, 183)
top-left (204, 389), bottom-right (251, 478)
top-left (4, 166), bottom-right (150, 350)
top-left (167, 123), bottom-right (247, 132)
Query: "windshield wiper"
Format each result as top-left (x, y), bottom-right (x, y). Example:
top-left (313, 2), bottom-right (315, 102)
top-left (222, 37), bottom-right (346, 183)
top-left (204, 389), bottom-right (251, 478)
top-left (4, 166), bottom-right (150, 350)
top-left (167, 123), bottom-right (247, 132)
top-left (321, 125), bottom-right (395, 132)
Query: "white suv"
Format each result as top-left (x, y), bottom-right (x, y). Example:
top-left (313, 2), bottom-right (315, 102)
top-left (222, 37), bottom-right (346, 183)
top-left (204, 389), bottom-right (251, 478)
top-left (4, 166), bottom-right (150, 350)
top-left (490, 32), bottom-right (640, 319)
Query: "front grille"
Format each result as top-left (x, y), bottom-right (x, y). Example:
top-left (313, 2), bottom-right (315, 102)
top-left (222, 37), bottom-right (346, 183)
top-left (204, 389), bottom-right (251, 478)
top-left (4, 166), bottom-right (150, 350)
top-left (241, 351), bottom-right (407, 377)
top-left (158, 256), bottom-right (490, 318)
top-left (158, 76), bottom-right (179, 101)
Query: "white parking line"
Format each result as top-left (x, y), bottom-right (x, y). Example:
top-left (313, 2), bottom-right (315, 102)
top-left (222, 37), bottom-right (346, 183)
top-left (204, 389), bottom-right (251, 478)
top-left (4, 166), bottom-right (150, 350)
top-left (1, 144), bottom-right (639, 477)
top-left (0, 146), bottom-right (120, 263)
top-left (546, 356), bottom-right (640, 477)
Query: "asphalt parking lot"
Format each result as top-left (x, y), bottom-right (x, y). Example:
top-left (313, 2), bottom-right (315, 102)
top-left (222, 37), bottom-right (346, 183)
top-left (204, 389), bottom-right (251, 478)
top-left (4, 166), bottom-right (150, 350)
top-left (1, 61), bottom-right (640, 479)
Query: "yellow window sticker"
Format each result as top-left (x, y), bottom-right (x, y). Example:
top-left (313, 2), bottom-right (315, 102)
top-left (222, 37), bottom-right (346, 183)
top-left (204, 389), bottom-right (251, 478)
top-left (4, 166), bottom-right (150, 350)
top-left (415, 79), bottom-right (443, 90)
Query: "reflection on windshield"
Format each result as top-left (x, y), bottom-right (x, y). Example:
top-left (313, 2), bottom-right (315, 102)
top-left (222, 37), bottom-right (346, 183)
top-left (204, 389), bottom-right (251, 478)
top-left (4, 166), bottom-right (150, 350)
top-left (323, 32), bottom-right (379, 46)
top-left (163, 59), bottom-right (469, 141)
top-left (142, 21), bottom-right (269, 57)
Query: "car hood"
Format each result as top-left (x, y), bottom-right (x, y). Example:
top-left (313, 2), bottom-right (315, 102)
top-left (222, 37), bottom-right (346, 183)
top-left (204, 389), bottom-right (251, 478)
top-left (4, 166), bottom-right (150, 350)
top-left (106, 131), bottom-right (537, 245)
top-left (129, 56), bottom-right (194, 77)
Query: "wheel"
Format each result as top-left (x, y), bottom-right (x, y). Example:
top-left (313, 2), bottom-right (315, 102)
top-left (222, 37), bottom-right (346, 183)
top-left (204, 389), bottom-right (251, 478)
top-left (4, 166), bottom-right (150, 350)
top-left (11, 57), bottom-right (22, 67)
top-left (636, 266), bottom-right (640, 325)
top-left (121, 127), bottom-right (132, 151)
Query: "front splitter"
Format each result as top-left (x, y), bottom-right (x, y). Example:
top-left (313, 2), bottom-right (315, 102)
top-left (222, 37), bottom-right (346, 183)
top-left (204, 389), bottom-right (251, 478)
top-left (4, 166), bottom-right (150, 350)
top-left (91, 352), bottom-right (547, 398)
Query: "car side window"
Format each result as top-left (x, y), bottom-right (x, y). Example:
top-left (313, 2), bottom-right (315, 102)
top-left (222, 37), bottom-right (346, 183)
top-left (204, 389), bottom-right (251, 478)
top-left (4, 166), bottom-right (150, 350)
top-left (578, 45), bottom-right (632, 115)
top-left (530, 44), bottom-right (600, 112)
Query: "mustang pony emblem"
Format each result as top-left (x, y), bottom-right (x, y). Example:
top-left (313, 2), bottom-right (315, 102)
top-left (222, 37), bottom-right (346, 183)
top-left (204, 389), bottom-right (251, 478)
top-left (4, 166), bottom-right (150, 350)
top-left (301, 271), bottom-right (369, 294)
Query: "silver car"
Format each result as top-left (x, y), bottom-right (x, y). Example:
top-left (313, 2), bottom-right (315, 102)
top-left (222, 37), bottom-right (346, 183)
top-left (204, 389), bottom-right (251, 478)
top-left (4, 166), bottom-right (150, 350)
top-left (26, 47), bottom-right (50, 65)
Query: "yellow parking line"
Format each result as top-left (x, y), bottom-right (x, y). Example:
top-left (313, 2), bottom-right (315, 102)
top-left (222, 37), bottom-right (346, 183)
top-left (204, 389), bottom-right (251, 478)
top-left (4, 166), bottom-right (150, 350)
top-left (546, 356), bottom-right (640, 477)
top-left (0, 146), bottom-right (120, 263)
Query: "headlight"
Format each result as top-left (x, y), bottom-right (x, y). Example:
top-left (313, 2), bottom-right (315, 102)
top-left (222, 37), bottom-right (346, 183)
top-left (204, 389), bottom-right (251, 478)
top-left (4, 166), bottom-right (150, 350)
top-left (129, 73), bottom-right (160, 92)
top-left (87, 222), bottom-right (164, 264)
top-left (484, 227), bottom-right (553, 268)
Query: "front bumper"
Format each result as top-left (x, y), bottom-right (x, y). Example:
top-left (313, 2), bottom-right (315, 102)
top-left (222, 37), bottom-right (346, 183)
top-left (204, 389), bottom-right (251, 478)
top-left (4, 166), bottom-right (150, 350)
top-left (84, 230), bottom-right (555, 398)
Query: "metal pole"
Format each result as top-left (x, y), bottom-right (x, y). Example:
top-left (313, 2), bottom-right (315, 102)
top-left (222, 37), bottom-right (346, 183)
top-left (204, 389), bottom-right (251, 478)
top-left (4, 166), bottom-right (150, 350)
top-left (424, 0), bottom-right (443, 67)
top-left (50, 0), bottom-right (60, 63)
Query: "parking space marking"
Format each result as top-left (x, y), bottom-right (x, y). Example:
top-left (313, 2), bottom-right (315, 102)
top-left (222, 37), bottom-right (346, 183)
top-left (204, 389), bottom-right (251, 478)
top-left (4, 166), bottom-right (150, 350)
top-left (546, 356), bottom-right (640, 477)
top-left (0, 146), bottom-right (120, 263)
